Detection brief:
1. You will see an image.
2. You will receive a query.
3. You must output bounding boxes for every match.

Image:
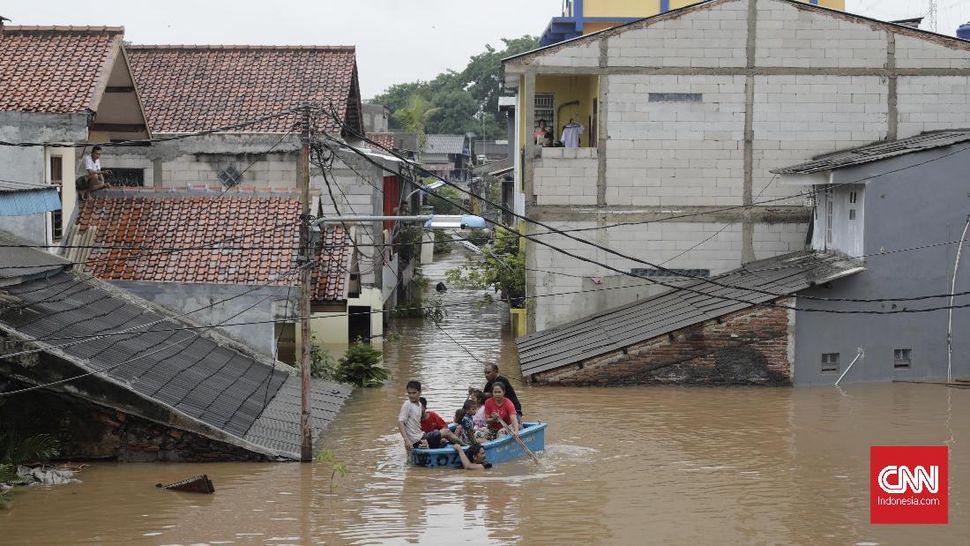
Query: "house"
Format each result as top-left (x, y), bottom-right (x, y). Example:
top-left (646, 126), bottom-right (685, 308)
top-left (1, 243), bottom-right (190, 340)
top-left (63, 189), bottom-right (371, 361)
top-left (501, 0), bottom-right (970, 334)
top-left (421, 134), bottom-right (471, 182)
top-left (539, 0), bottom-right (845, 47)
top-left (0, 25), bottom-right (150, 244)
top-left (0, 181), bottom-right (61, 240)
top-left (0, 232), bottom-right (351, 461)
top-left (517, 130), bottom-right (970, 386)
top-left (113, 44), bottom-right (411, 322)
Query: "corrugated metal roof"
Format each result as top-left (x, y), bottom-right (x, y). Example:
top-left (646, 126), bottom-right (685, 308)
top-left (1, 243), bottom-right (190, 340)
top-left (0, 183), bottom-right (60, 216)
top-left (0, 231), bottom-right (69, 280)
top-left (0, 268), bottom-right (351, 459)
top-left (515, 251), bottom-right (863, 376)
top-left (771, 130), bottom-right (970, 175)
top-left (423, 134), bottom-right (467, 155)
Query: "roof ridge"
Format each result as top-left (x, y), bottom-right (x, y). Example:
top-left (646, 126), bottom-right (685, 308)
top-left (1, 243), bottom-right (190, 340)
top-left (3, 25), bottom-right (124, 33)
top-left (127, 44), bottom-right (355, 51)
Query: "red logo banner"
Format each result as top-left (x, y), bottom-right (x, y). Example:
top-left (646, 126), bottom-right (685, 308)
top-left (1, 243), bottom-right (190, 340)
top-left (870, 446), bottom-right (948, 524)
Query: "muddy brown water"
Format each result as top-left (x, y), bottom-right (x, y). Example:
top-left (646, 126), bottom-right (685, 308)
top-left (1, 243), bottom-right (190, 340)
top-left (2, 254), bottom-right (968, 545)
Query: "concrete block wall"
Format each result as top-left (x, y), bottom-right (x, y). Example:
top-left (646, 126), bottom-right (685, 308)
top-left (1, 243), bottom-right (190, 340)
top-left (606, 75), bottom-right (747, 206)
top-left (527, 220), bottom-right (802, 330)
top-left (895, 35), bottom-right (970, 70)
top-left (755, 0), bottom-right (887, 68)
top-left (897, 77), bottom-right (970, 138)
top-left (534, 149), bottom-right (598, 206)
top-left (606, 0), bottom-right (748, 68)
top-left (532, 40), bottom-right (600, 68)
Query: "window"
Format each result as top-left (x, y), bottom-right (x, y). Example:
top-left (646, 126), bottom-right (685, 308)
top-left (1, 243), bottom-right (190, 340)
top-left (106, 168), bottom-right (145, 187)
top-left (821, 352), bottom-right (840, 373)
top-left (849, 209), bottom-right (856, 221)
top-left (825, 191), bottom-right (834, 246)
top-left (218, 165), bottom-right (242, 188)
top-left (894, 349), bottom-right (912, 369)
top-left (648, 93), bottom-right (703, 103)
top-left (49, 156), bottom-right (63, 241)
top-left (534, 93), bottom-right (554, 132)
top-left (849, 191), bottom-right (858, 204)
top-left (631, 268), bottom-right (710, 278)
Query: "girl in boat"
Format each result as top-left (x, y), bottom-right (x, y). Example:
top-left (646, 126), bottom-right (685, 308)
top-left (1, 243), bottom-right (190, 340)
top-left (477, 382), bottom-right (519, 442)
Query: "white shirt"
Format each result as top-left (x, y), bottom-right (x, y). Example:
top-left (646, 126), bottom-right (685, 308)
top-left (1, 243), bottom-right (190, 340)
top-left (83, 154), bottom-right (102, 173)
top-left (561, 123), bottom-right (584, 148)
top-left (398, 400), bottom-right (424, 444)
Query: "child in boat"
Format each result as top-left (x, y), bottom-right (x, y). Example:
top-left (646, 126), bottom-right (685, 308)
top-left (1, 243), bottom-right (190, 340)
top-left (453, 399), bottom-right (479, 445)
top-left (419, 397), bottom-right (464, 446)
top-left (468, 388), bottom-right (487, 429)
top-left (479, 381), bottom-right (519, 442)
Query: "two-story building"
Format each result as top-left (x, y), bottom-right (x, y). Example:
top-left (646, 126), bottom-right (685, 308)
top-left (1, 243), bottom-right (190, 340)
top-left (502, 0), bottom-right (970, 334)
top-left (517, 130), bottom-right (970, 386)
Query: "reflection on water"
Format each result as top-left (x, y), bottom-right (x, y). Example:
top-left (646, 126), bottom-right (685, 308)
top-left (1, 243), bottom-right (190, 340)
top-left (1, 253), bottom-right (968, 545)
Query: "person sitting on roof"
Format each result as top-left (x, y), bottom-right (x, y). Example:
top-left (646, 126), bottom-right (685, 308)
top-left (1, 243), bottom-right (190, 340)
top-left (419, 396), bottom-right (464, 447)
top-left (78, 146), bottom-right (110, 200)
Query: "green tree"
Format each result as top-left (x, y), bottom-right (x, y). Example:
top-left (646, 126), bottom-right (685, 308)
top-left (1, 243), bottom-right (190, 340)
top-left (393, 95), bottom-right (441, 148)
top-left (445, 227), bottom-right (525, 308)
top-left (372, 36), bottom-right (539, 140)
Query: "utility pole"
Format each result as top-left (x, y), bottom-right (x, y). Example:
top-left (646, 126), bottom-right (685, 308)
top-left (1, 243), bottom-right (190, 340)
top-left (298, 104), bottom-right (314, 462)
top-left (927, 0), bottom-right (939, 33)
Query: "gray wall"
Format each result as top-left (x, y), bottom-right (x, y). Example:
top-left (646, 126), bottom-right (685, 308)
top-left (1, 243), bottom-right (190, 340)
top-left (109, 280), bottom-right (297, 359)
top-left (794, 146), bottom-right (970, 385)
top-left (0, 112), bottom-right (88, 243)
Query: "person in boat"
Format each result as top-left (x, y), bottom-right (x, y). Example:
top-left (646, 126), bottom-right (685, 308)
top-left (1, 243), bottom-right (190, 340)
top-left (452, 443), bottom-right (491, 470)
top-left (398, 380), bottom-right (443, 453)
top-left (468, 388), bottom-right (487, 429)
top-left (454, 399), bottom-right (479, 445)
top-left (482, 364), bottom-right (522, 423)
top-left (477, 381), bottom-right (519, 442)
top-left (419, 397), bottom-right (463, 446)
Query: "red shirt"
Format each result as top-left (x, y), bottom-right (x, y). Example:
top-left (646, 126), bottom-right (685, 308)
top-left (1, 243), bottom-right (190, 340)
top-left (420, 410), bottom-right (448, 433)
top-left (483, 397), bottom-right (516, 431)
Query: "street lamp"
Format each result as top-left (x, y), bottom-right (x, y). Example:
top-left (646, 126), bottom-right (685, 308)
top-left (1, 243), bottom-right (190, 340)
top-left (311, 214), bottom-right (487, 230)
top-left (404, 180), bottom-right (446, 202)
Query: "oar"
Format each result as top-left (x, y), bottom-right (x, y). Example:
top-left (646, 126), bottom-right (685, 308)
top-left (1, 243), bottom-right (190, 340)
top-left (500, 419), bottom-right (540, 465)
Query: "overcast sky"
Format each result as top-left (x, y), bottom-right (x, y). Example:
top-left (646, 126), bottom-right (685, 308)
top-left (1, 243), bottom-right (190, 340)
top-left (2, 1), bottom-right (967, 99)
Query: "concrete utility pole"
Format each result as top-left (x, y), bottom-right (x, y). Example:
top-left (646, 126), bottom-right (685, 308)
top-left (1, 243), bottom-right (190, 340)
top-left (298, 104), bottom-right (314, 462)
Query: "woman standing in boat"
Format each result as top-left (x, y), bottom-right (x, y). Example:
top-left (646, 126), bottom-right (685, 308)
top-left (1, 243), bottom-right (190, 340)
top-left (479, 382), bottom-right (519, 442)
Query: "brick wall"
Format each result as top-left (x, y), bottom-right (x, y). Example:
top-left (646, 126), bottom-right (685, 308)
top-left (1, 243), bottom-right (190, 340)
top-left (530, 298), bottom-right (793, 386)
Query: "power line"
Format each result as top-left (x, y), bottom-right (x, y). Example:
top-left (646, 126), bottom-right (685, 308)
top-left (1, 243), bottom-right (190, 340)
top-left (316, 108), bottom-right (970, 311)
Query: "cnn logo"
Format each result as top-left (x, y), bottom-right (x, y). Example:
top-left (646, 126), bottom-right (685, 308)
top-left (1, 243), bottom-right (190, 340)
top-left (877, 465), bottom-right (939, 494)
top-left (870, 446), bottom-right (947, 524)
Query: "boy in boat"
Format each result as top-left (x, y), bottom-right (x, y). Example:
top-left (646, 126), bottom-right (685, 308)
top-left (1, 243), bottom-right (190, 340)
top-left (419, 397), bottom-right (464, 446)
top-left (398, 380), bottom-right (442, 453)
top-left (452, 443), bottom-right (491, 470)
top-left (453, 399), bottom-right (479, 445)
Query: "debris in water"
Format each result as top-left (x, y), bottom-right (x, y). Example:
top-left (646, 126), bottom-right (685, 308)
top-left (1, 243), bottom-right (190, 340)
top-left (155, 474), bottom-right (215, 494)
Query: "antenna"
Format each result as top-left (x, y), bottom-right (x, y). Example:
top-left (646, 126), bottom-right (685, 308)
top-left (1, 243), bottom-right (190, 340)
top-left (927, 0), bottom-right (939, 33)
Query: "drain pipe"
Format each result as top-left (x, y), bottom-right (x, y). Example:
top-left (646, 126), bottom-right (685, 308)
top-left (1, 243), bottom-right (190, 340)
top-left (946, 215), bottom-right (970, 383)
top-left (835, 348), bottom-right (865, 387)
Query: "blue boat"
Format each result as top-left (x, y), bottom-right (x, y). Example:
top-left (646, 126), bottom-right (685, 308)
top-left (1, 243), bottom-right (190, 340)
top-left (410, 422), bottom-right (547, 468)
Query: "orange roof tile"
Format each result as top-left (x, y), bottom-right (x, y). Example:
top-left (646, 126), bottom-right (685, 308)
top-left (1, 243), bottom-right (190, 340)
top-left (0, 26), bottom-right (122, 114)
top-left (367, 132), bottom-right (395, 150)
top-left (75, 191), bottom-right (350, 301)
top-left (126, 45), bottom-right (364, 135)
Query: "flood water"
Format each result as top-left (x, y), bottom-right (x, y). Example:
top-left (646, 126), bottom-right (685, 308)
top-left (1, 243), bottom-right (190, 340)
top-left (2, 253), bottom-right (968, 545)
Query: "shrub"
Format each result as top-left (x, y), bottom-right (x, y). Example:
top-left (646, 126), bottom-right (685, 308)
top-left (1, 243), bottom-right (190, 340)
top-left (335, 341), bottom-right (389, 387)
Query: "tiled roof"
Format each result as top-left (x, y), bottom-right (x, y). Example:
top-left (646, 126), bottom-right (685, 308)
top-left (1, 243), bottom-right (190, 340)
top-left (72, 190), bottom-right (350, 300)
top-left (0, 26), bottom-right (122, 114)
top-left (313, 225), bottom-right (350, 302)
top-left (516, 251), bottom-right (864, 375)
top-left (0, 261), bottom-right (352, 460)
top-left (772, 130), bottom-right (970, 175)
top-left (126, 45), bottom-right (364, 135)
top-left (423, 134), bottom-right (467, 155)
top-left (367, 132), bottom-right (395, 150)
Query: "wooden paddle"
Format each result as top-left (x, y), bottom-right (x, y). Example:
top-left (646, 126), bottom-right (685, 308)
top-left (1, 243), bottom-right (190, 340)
top-left (499, 418), bottom-right (540, 465)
